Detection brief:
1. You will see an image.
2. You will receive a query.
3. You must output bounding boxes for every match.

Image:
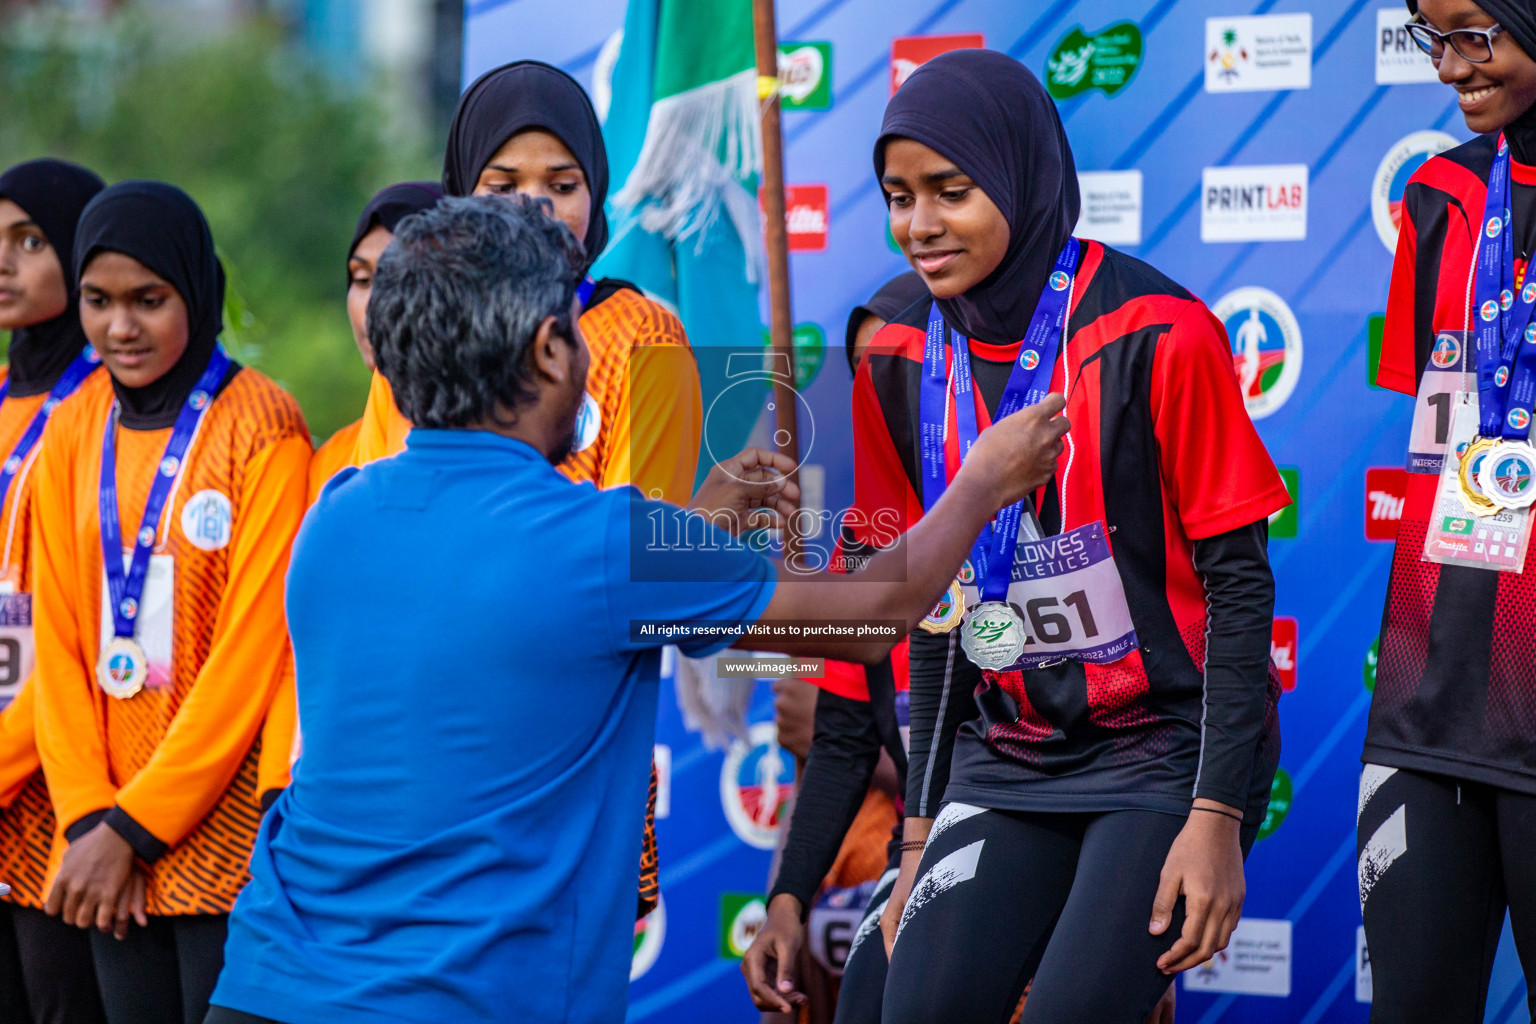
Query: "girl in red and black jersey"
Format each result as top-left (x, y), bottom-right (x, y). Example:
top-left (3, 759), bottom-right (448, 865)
top-left (1363, 2), bottom-right (1536, 1020)
top-left (856, 51), bottom-right (1288, 1023)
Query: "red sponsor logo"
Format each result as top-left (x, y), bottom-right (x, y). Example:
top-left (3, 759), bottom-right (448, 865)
top-left (1365, 467), bottom-right (1408, 541)
top-left (890, 33), bottom-right (986, 94)
top-left (783, 184), bottom-right (828, 251)
top-left (1271, 617), bottom-right (1297, 692)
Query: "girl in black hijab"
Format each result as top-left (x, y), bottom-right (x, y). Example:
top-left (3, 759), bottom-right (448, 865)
top-left (0, 157), bottom-right (109, 1024)
top-left (35, 180), bottom-right (311, 1024)
top-left (834, 50), bottom-right (1287, 1023)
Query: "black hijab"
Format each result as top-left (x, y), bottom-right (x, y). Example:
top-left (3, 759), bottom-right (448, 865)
top-left (845, 272), bottom-right (929, 375)
top-left (74, 181), bottom-right (230, 429)
top-left (348, 181), bottom-right (442, 282)
top-left (442, 60), bottom-right (609, 274)
top-left (875, 50), bottom-right (1079, 346)
top-left (0, 159), bottom-right (106, 397)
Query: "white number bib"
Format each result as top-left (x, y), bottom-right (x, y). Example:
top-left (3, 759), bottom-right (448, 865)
top-left (1407, 331), bottom-right (1470, 474)
top-left (99, 553), bottom-right (175, 690)
top-left (960, 521), bottom-right (1138, 671)
top-left (0, 584), bottom-right (35, 710)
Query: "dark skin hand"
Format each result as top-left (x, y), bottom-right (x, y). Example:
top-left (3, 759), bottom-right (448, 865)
top-left (1150, 799), bottom-right (1247, 974)
top-left (44, 822), bottom-right (148, 937)
top-left (771, 677), bottom-right (818, 761)
top-left (742, 892), bottom-right (808, 1013)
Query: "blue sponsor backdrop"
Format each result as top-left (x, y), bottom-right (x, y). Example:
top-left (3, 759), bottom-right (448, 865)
top-left (467, 1), bottom-right (1524, 1021)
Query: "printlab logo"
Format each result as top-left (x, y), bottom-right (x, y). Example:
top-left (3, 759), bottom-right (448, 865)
top-left (1201, 164), bottom-right (1308, 242)
top-left (1044, 21), bottom-right (1144, 100)
top-left (1213, 286), bottom-right (1304, 420)
top-left (1366, 466), bottom-right (1408, 541)
top-left (1270, 467), bottom-right (1300, 538)
top-left (1373, 131), bottom-right (1460, 253)
top-left (719, 893), bottom-right (768, 959)
top-left (1205, 14), bottom-right (1312, 93)
top-left (720, 721), bottom-right (796, 849)
top-left (1271, 617), bottom-right (1297, 692)
top-left (631, 895), bottom-right (666, 981)
top-left (890, 33), bottom-right (985, 94)
top-left (1376, 8), bottom-right (1440, 84)
top-left (778, 41), bottom-right (832, 110)
top-left (782, 184), bottom-right (829, 251)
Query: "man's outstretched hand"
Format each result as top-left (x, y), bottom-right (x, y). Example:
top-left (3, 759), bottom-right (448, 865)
top-left (687, 448), bottom-right (800, 536)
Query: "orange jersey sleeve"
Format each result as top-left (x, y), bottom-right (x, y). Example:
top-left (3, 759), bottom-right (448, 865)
top-left (113, 430), bottom-right (311, 845)
top-left (0, 680), bottom-right (39, 807)
top-left (255, 655), bottom-right (297, 801)
top-left (308, 418), bottom-right (363, 504)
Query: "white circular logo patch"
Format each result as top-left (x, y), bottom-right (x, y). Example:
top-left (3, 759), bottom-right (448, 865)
top-left (573, 392), bottom-right (601, 454)
top-left (180, 489), bottom-right (233, 551)
top-left (1213, 286), bottom-right (1304, 421)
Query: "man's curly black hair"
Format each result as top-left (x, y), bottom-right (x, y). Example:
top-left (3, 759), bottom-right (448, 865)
top-left (368, 193), bottom-right (586, 429)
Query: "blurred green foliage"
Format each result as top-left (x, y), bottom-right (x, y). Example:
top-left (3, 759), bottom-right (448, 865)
top-left (0, 9), bottom-right (438, 441)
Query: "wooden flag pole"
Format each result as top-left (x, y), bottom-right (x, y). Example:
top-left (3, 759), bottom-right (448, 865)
top-left (751, 0), bottom-right (805, 570)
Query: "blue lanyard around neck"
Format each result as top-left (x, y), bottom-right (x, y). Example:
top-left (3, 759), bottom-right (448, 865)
top-left (918, 238), bottom-right (1079, 603)
top-left (576, 276), bottom-right (596, 308)
top-left (1474, 134), bottom-right (1536, 440)
top-left (99, 347), bottom-right (231, 641)
top-left (0, 346), bottom-right (99, 518)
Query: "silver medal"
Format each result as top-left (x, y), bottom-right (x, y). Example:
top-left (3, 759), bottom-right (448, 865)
top-left (960, 600), bottom-right (1028, 671)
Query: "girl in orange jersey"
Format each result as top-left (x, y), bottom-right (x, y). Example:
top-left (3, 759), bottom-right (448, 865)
top-left (0, 158), bottom-right (109, 1024)
top-left (31, 181), bottom-right (311, 1024)
top-left (309, 181), bottom-right (442, 498)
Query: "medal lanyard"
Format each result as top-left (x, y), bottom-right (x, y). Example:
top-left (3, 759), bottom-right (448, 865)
top-left (576, 276), bottom-right (596, 308)
top-left (0, 346), bottom-right (99, 517)
top-left (1474, 135), bottom-right (1536, 440)
top-left (919, 238), bottom-right (1079, 603)
top-left (99, 346), bottom-right (230, 642)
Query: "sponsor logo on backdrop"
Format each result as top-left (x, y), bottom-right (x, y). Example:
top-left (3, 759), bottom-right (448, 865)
top-left (1364, 636), bottom-right (1379, 691)
top-left (1075, 170), bottom-right (1143, 246)
top-left (1045, 21), bottom-right (1144, 100)
top-left (1271, 617), bottom-right (1297, 691)
top-left (890, 33), bottom-right (985, 94)
top-left (1357, 925), bottom-right (1373, 1002)
top-left (1366, 467), bottom-right (1408, 540)
top-left (631, 895), bottom-right (666, 980)
top-left (1259, 766), bottom-right (1292, 840)
top-left (1183, 918), bottom-right (1293, 996)
top-left (1270, 467), bottom-right (1300, 538)
top-left (1368, 314), bottom-right (1386, 387)
top-left (720, 893), bottom-right (768, 958)
top-left (780, 184), bottom-right (828, 251)
top-left (1374, 131), bottom-right (1460, 252)
top-left (1214, 286), bottom-right (1304, 420)
top-left (761, 322), bottom-right (826, 389)
top-left (1376, 8), bottom-right (1440, 84)
top-left (778, 42), bottom-right (832, 110)
top-left (1205, 14), bottom-right (1312, 93)
top-left (1201, 164), bottom-right (1308, 242)
top-left (720, 721), bottom-right (795, 849)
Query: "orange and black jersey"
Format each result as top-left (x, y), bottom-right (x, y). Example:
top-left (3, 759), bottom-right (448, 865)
top-left (849, 240), bottom-right (1288, 820)
top-left (32, 368), bottom-right (310, 915)
top-left (1372, 134), bottom-right (1536, 793)
top-left (0, 366), bottom-right (106, 909)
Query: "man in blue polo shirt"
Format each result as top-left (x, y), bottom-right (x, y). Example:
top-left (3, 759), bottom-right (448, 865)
top-left (208, 194), bottom-right (1068, 1024)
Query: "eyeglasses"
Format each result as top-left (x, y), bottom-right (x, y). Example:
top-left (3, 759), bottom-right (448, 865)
top-left (1405, 16), bottom-right (1506, 64)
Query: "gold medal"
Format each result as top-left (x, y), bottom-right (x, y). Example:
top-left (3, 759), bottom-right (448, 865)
top-left (96, 636), bottom-right (147, 700)
top-left (917, 580), bottom-right (965, 634)
top-left (1459, 436), bottom-right (1501, 517)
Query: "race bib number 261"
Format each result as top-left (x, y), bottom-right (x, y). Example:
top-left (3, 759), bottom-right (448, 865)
top-left (1000, 521), bottom-right (1139, 671)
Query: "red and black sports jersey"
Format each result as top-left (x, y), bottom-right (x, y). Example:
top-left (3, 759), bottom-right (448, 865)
top-left (849, 240), bottom-right (1288, 819)
top-left (1370, 134), bottom-right (1536, 794)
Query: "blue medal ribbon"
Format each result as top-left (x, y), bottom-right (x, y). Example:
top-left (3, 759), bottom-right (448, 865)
top-left (576, 276), bottom-right (596, 308)
top-left (919, 238), bottom-right (1080, 604)
top-left (99, 347), bottom-right (231, 643)
top-left (1473, 135), bottom-right (1536, 439)
top-left (0, 346), bottom-right (99, 517)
